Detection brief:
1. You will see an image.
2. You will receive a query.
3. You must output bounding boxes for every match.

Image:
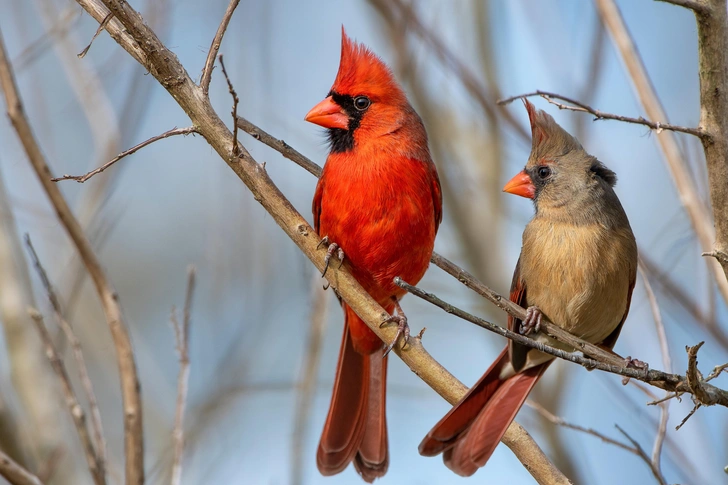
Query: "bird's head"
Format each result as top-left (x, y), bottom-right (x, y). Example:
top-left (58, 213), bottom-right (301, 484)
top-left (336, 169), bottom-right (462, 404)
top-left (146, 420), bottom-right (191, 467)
top-left (305, 27), bottom-right (416, 154)
top-left (503, 99), bottom-right (617, 213)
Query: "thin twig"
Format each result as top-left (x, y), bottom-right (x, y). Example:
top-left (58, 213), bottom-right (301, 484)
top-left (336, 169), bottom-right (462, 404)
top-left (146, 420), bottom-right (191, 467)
top-left (52, 127), bottom-right (198, 183)
top-left (27, 309), bottom-right (105, 485)
top-left (675, 403), bottom-right (701, 431)
top-left (170, 266), bottom-right (195, 485)
top-left (497, 90), bottom-right (706, 138)
top-left (200, 0), bottom-right (239, 95)
top-left (24, 235), bottom-right (107, 476)
top-left (0, 27), bottom-right (144, 485)
top-left (706, 363), bottom-right (728, 382)
top-left (614, 425), bottom-right (668, 485)
top-left (527, 401), bottom-right (634, 453)
top-left (218, 55), bottom-right (239, 157)
top-left (654, 0), bottom-right (710, 13)
top-left (0, 449), bottom-right (44, 485)
top-left (78, 12), bottom-right (112, 58)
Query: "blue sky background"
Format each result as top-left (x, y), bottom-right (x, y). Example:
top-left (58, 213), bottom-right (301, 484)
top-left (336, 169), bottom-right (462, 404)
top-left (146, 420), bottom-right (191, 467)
top-left (0, 1), bottom-right (726, 484)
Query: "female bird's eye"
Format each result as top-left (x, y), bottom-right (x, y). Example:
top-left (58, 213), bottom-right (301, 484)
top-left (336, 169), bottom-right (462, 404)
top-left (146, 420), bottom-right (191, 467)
top-left (353, 96), bottom-right (371, 111)
top-left (537, 166), bottom-right (552, 179)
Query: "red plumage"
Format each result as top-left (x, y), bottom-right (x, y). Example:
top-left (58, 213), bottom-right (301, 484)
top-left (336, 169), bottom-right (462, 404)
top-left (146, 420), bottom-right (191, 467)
top-left (307, 28), bottom-right (441, 481)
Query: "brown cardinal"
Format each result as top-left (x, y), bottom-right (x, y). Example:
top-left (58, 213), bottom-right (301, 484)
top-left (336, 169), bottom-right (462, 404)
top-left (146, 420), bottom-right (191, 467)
top-left (419, 100), bottom-right (637, 476)
top-left (305, 29), bottom-right (442, 481)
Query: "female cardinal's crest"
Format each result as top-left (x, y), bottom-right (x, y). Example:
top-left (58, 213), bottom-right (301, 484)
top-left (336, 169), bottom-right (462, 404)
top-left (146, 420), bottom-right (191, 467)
top-left (523, 99), bottom-right (582, 159)
top-left (331, 28), bottom-right (405, 104)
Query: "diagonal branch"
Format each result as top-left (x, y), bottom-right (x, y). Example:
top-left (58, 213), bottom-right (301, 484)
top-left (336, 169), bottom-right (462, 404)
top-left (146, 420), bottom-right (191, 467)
top-left (396, 277), bottom-right (728, 407)
top-left (0, 450), bottom-right (44, 485)
top-left (69, 2), bottom-right (569, 483)
top-left (52, 127), bottom-right (198, 183)
top-left (27, 309), bottom-right (105, 485)
top-left (0, 26), bottom-right (143, 485)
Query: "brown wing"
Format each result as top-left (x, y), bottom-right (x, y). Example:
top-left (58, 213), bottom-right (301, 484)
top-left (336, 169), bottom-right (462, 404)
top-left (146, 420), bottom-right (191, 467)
top-left (600, 271), bottom-right (636, 350)
top-left (508, 256), bottom-right (530, 373)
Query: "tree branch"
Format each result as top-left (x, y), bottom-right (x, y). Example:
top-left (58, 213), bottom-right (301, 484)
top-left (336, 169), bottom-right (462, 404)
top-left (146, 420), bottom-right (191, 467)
top-left (655, 0), bottom-right (709, 12)
top-left (200, 0), bottom-right (239, 95)
top-left (594, 0), bottom-right (728, 303)
top-left (497, 90), bottom-right (706, 138)
top-left (0, 26), bottom-right (143, 485)
top-left (27, 309), bottom-right (105, 485)
top-left (0, 450), bottom-right (44, 485)
top-left (395, 277), bottom-right (728, 407)
top-left (69, 2), bottom-right (569, 482)
top-left (52, 127), bottom-right (198, 183)
top-left (24, 235), bottom-right (107, 478)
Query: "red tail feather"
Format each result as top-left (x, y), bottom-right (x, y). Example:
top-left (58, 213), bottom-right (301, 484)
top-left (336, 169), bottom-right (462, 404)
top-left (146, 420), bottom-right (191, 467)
top-left (317, 305), bottom-right (388, 482)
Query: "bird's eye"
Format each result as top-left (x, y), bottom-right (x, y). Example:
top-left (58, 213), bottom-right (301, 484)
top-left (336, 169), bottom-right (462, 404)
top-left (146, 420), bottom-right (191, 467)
top-left (537, 166), bottom-right (552, 179)
top-left (353, 96), bottom-right (371, 111)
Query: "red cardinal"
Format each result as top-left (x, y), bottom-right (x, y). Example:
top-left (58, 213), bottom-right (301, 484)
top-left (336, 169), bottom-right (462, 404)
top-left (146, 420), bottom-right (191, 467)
top-left (419, 100), bottom-right (637, 476)
top-left (305, 29), bottom-right (442, 481)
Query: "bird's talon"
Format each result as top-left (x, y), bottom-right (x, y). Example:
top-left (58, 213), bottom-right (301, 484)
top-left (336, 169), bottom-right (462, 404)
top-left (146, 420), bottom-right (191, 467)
top-left (317, 236), bottom-right (330, 250)
top-left (520, 306), bottom-right (543, 335)
top-left (321, 242), bottom-right (344, 278)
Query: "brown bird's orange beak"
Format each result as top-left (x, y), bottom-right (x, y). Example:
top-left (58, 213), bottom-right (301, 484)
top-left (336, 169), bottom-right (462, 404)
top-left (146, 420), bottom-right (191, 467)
top-left (503, 170), bottom-right (536, 199)
top-left (305, 96), bottom-right (349, 130)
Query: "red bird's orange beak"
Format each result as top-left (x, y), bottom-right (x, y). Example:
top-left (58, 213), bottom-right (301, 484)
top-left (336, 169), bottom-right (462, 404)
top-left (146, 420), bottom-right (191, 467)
top-left (305, 96), bottom-right (349, 130)
top-left (503, 170), bottom-right (536, 199)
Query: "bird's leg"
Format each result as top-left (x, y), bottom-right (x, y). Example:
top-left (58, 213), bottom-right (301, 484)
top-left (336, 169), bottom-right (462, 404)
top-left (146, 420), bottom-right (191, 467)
top-left (380, 298), bottom-right (410, 358)
top-left (318, 236), bottom-right (345, 278)
top-left (520, 306), bottom-right (542, 335)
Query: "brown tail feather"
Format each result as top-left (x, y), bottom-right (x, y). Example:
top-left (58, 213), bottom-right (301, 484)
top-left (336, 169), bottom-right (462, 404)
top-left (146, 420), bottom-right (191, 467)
top-left (444, 358), bottom-right (552, 476)
top-left (419, 348), bottom-right (511, 456)
top-left (420, 346), bottom-right (551, 477)
top-left (317, 309), bottom-right (389, 481)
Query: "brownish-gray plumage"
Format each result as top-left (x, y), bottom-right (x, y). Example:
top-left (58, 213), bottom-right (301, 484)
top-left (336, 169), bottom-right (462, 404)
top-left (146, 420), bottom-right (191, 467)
top-left (419, 99), bottom-right (637, 476)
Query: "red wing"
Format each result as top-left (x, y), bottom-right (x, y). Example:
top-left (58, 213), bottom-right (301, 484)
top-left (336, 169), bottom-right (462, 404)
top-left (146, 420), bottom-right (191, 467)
top-left (430, 164), bottom-right (443, 232)
top-left (312, 176), bottom-right (325, 234)
top-left (508, 256), bottom-right (529, 372)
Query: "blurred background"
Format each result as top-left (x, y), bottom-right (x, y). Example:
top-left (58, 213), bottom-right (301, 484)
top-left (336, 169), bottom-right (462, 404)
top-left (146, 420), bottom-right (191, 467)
top-left (0, 0), bottom-right (726, 484)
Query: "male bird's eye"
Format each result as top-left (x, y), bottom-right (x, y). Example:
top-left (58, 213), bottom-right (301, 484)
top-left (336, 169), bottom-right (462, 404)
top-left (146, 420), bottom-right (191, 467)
top-left (353, 96), bottom-right (371, 111)
top-left (537, 166), bottom-right (552, 179)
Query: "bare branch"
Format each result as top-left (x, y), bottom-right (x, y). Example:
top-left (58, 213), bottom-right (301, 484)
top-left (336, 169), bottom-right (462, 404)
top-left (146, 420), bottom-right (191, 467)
top-left (0, 450), bottom-right (44, 485)
top-left (69, 2), bottom-right (568, 482)
top-left (170, 266), bottom-right (196, 485)
top-left (0, 26), bottom-right (144, 485)
top-left (675, 403), bottom-right (701, 430)
top-left (52, 127), bottom-right (198, 183)
top-left (24, 235), bottom-right (107, 476)
top-left (200, 0), bottom-right (240, 95)
top-left (395, 276), bottom-right (728, 406)
top-left (654, 0), bottom-right (709, 12)
top-left (498, 90), bottom-right (706, 138)
top-left (236, 117), bottom-right (322, 177)
top-left (27, 309), bottom-right (105, 485)
top-left (594, 0), bottom-right (728, 304)
top-left (614, 425), bottom-right (668, 485)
